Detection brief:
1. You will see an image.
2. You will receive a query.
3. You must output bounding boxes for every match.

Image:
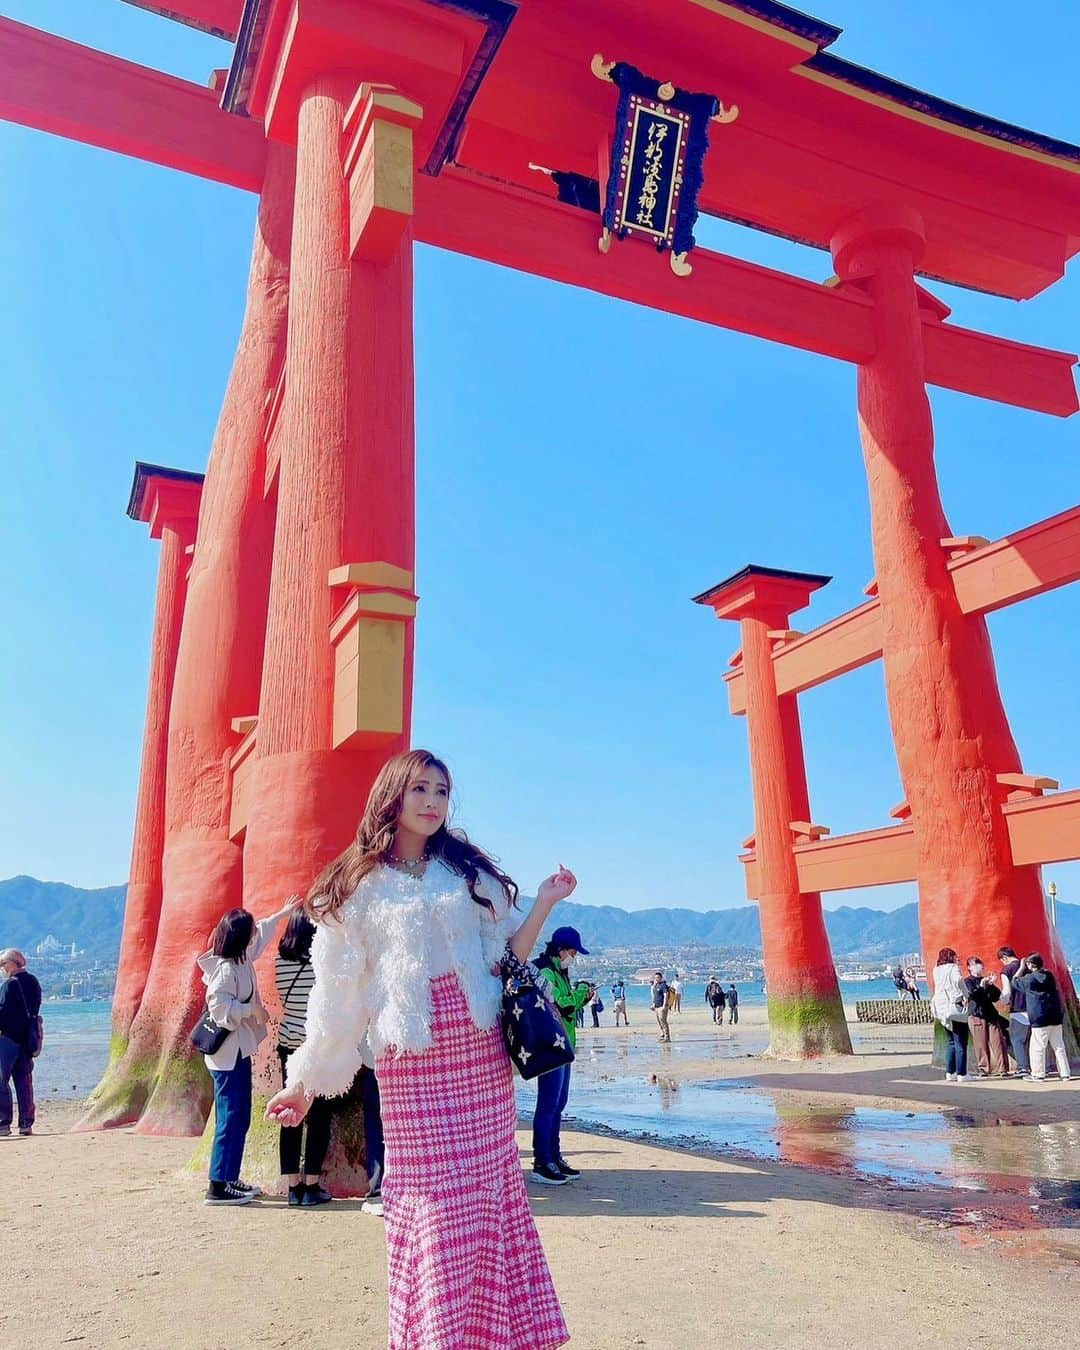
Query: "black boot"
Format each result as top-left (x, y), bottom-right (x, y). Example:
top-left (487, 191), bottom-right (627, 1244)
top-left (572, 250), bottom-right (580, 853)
top-left (287, 1183), bottom-right (306, 1207)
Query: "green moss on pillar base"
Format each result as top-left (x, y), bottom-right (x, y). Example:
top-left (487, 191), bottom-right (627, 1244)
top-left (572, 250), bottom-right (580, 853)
top-left (184, 1099), bottom-right (375, 1196)
top-left (133, 1050), bottom-right (212, 1136)
top-left (764, 992), bottom-right (852, 1058)
top-left (931, 1018), bottom-right (951, 1070)
top-left (74, 1038), bottom-right (161, 1130)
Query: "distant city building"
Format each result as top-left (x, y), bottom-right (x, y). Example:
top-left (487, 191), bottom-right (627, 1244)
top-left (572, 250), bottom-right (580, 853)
top-left (36, 934), bottom-right (62, 955)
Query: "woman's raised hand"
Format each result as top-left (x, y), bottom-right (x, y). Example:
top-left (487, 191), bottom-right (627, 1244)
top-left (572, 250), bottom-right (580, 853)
top-left (537, 865), bottom-right (577, 909)
top-left (265, 1082), bottom-right (313, 1128)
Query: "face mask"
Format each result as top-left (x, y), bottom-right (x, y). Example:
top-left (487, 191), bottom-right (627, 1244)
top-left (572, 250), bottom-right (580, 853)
top-left (971, 965), bottom-right (983, 977)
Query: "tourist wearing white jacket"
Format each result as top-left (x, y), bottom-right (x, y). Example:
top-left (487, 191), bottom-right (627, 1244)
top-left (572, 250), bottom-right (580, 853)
top-left (930, 948), bottom-right (970, 1081)
top-left (196, 900), bottom-right (295, 1204)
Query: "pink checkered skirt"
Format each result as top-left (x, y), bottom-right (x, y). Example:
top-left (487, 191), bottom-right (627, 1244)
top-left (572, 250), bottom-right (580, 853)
top-left (377, 973), bottom-right (569, 1350)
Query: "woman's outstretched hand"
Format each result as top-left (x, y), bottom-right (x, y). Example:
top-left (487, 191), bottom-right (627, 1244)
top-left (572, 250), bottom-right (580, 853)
top-left (506, 866), bottom-right (578, 963)
top-left (537, 866), bottom-right (577, 909)
top-left (265, 1083), bottom-right (313, 1128)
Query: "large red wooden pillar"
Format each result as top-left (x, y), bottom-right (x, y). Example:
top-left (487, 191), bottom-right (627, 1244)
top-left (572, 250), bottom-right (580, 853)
top-left (242, 74), bottom-right (416, 907)
top-left (109, 465), bottom-right (203, 1056)
top-left (831, 206), bottom-right (1076, 1048)
top-left (696, 568), bottom-right (851, 1057)
top-left (232, 77), bottom-right (418, 1187)
top-left (80, 142), bottom-right (296, 1134)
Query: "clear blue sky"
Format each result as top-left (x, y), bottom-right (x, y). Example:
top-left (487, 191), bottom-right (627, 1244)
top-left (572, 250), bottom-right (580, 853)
top-left (1, 1), bottom-right (1077, 915)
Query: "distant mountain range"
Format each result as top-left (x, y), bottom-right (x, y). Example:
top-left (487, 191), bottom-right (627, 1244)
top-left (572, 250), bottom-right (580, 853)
top-left (2, 875), bottom-right (1077, 964)
top-left (1, 876), bottom-right (126, 954)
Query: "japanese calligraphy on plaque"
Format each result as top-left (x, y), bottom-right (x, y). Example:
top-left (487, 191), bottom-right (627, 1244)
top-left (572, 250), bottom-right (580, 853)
top-left (616, 100), bottom-right (687, 247)
top-left (592, 56), bottom-right (738, 277)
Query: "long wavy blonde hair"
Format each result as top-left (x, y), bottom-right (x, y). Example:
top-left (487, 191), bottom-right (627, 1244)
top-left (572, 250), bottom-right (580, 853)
top-left (306, 749), bottom-right (518, 923)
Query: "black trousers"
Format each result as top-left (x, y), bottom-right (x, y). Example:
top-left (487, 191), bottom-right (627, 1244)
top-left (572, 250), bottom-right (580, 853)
top-left (277, 1046), bottom-right (333, 1177)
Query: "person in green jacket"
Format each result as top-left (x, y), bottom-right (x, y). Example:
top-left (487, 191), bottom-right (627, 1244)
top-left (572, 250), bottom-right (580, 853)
top-left (530, 926), bottom-right (593, 1186)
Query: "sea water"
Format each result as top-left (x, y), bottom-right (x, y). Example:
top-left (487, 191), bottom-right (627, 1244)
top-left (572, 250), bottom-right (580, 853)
top-left (38, 981), bottom-right (905, 1100)
top-left (34, 1000), bottom-right (114, 1100)
top-left (596, 976), bottom-right (903, 1013)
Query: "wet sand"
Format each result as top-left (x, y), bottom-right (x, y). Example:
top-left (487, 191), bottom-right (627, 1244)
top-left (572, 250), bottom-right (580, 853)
top-left (7, 1004), bottom-right (1078, 1349)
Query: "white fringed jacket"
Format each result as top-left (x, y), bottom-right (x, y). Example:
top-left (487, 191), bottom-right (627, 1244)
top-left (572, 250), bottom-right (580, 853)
top-left (285, 860), bottom-right (520, 1098)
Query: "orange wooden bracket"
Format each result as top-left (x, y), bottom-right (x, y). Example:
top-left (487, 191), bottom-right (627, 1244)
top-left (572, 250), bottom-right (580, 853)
top-left (889, 800), bottom-right (913, 821)
top-left (328, 562), bottom-right (417, 751)
top-left (344, 86), bottom-right (423, 263)
top-left (227, 722), bottom-right (259, 843)
top-left (741, 832), bottom-right (756, 850)
top-left (790, 820), bottom-right (831, 842)
top-left (728, 648), bottom-right (744, 668)
top-left (863, 577), bottom-right (879, 598)
top-left (941, 535), bottom-right (990, 556)
top-left (997, 772), bottom-right (1059, 801)
top-left (768, 629), bottom-right (803, 645)
top-left (230, 714), bottom-right (258, 736)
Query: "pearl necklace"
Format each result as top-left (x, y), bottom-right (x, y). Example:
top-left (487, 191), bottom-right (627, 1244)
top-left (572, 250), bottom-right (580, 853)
top-left (388, 853), bottom-right (429, 876)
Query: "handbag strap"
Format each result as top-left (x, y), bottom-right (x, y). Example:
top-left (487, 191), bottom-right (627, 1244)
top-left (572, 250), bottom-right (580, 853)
top-left (282, 958), bottom-right (308, 1010)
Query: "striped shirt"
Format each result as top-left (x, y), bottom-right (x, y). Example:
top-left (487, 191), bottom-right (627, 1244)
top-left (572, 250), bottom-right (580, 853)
top-left (275, 954), bottom-right (315, 1050)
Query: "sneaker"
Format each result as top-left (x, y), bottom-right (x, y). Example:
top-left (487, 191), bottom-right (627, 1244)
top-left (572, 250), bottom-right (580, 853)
top-left (205, 1181), bottom-right (254, 1206)
top-left (556, 1157), bottom-right (581, 1180)
top-left (0, 1128), bottom-right (12, 1139)
top-left (530, 1163), bottom-right (569, 1186)
top-left (233, 1180), bottom-right (263, 1197)
top-left (944, 1073), bottom-right (957, 1082)
top-left (18, 1127), bottom-right (32, 1136)
top-left (361, 1195), bottom-right (385, 1217)
top-left (287, 1183), bottom-right (306, 1207)
top-left (300, 1184), bottom-right (333, 1207)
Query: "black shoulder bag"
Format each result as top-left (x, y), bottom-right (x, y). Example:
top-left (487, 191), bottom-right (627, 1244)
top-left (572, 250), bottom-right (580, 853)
top-left (189, 966), bottom-right (253, 1055)
top-left (499, 948), bottom-right (575, 1081)
top-left (189, 1006), bottom-right (232, 1056)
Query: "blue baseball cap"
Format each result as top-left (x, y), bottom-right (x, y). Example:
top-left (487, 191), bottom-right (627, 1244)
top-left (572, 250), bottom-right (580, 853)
top-left (550, 925), bottom-right (589, 955)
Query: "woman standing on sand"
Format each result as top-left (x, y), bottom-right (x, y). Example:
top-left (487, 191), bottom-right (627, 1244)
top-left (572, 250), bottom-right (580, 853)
top-left (197, 899), bottom-right (296, 1205)
top-left (266, 749), bottom-right (574, 1350)
top-left (930, 947), bottom-right (970, 1082)
top-left (274, 910), bottom-right (335, 1207)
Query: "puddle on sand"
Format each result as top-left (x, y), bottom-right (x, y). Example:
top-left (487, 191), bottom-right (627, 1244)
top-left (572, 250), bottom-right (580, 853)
top-left (516, 1073), bottom-right (1080, 1236)
top-left (523, 1075), bottom-right (972, 1189)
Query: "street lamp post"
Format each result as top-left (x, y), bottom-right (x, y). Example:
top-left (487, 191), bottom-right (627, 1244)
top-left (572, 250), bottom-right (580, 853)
top-left (1047, 880), bottom-right (1058, 930)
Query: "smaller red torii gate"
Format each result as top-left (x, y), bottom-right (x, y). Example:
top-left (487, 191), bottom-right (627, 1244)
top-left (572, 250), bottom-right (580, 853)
top-left (696, 505), bottom-right (1080, 1059)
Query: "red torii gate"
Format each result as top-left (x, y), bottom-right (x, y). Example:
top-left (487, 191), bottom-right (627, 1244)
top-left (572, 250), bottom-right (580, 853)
top-left (4, 1), bottom-right (1078, 1160)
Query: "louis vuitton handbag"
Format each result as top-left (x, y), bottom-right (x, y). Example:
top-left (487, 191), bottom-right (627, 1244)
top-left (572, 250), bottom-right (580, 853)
top-left (499, 948), bottom-right (575, 1081)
